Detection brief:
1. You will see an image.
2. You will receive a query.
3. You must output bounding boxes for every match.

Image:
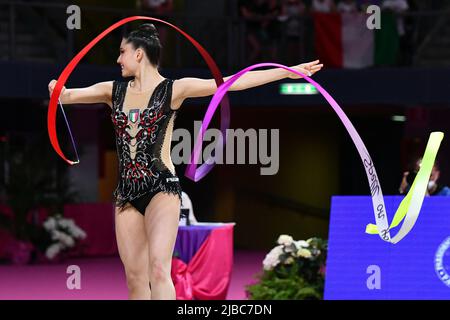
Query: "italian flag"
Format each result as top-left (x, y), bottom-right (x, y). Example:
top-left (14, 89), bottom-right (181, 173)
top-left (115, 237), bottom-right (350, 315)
top-left (314, 12), bottom-right (399, 68)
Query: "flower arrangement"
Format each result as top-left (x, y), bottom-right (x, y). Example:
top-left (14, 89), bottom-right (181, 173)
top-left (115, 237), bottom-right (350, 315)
top-left (246, 235), bottom-right (327, 300)
top-left (0, 132), bottom-right (81, 264)
top-left (41, 214), bottom-right (87, 260)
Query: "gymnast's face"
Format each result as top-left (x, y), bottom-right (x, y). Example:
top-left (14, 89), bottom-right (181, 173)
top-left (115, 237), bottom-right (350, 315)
top-left (117, 38), bottom-right (142, 77)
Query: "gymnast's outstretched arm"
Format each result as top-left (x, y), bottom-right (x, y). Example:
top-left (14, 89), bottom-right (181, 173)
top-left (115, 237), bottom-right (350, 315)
top-left (48, 80), bottom-right (113, 107)
top-left (173, 60), bottom-right (324, 102)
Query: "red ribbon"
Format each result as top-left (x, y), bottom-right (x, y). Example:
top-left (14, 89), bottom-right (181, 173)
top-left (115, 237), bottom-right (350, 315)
top-left (48, 16), bottom-right (230, 168)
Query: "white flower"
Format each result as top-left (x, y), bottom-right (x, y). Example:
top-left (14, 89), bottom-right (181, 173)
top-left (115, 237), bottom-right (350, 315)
top-left (60, 219), bottom-right (87, 240)
top-left (263, 245), bottom-right (283, 270)
top-left (277, 235), bottom-right (294, 246)
top-left (61, 234), bottom-right (75, 247)
top-left (70, 226), bottom-right (87, 239)
top-left (284, 244), bottom-right (296, 253)
top-left (43, 217), bottom-right (56, 231)
top-left (79, 229), bottom-right (87, 239)
top-left (57, 218), bottom-right (70, 228)
top-left (51, 230), bottom-right (64, 241)
top-left (43, 215), bottom-right (87, 259)
top-left (297, 248), bottom-right (312, 258)
top-left (294, 240), bottom-right (309, 249)
top-left (285, 257), bottom-right (295, 265)
top-left (45, 243), bottom-right (62, 260)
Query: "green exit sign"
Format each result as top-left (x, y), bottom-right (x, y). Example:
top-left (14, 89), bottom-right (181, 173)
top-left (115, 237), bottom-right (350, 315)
top-left (280, 83), bottom-right (318, 95)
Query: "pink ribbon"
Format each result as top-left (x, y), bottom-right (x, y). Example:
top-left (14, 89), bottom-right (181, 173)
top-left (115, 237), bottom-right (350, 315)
top-left (187, 63), bottom-right (392, 241)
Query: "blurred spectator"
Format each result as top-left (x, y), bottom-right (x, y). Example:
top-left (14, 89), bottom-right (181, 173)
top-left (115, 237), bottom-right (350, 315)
top-left (311, 0), bottom-right (337, 12)
top-left (382, 0), bottom-right (409, 36)
top-left (281, 0), bottom-right (307, 64)
top-left (239, 0), bottom-right (273, 64)
top-left (266, 0), bottom-right (283, 61)
top-left (399, 158), bottom-right (450, 196)
top-left (337, 0), bottom-right (359, 12)
top-left (357, 0), bottom-right (382, 11)
top-left (401, 0), bottom-right (417, 65)
top-left (138, 0), bottom-right (173, 14)
top-left (381, 0), bottom-right (410, 65)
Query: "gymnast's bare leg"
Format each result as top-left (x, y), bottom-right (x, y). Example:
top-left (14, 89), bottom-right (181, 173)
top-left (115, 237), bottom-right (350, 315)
top-left (115, 204), bottom-right (151, 300)
top-left (145, 192), bottom-right (181, 300)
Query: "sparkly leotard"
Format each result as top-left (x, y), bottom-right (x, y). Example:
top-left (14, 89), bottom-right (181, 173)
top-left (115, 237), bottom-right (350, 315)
top-left (111, 78), bottom-right (182, 214)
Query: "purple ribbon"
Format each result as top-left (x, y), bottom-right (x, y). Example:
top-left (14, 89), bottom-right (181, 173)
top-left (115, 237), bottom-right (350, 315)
top-left (185, 63), bottom-right (392, 241)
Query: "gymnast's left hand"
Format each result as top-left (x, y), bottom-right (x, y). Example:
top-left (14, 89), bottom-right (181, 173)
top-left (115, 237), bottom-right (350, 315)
top-left (288, 60), bottom-right (324, 79)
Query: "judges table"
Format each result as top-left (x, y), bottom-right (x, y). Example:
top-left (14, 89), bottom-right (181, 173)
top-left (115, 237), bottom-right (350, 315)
top-left (171, 223), bottom-right (235, 300)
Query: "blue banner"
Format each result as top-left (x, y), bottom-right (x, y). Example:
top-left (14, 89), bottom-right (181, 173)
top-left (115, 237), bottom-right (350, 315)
top-left (325, 196), bottom-right (450, 299)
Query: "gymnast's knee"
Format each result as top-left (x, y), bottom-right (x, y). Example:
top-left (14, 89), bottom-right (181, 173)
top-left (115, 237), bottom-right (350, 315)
top-left (148, 259), bottom-right (172, 284)
top-left (125, 270), bottom-right (149, 290)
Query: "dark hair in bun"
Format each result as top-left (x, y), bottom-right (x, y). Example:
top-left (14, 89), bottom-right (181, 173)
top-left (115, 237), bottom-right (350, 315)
top-left (124, 23), bottom-right (162, 66)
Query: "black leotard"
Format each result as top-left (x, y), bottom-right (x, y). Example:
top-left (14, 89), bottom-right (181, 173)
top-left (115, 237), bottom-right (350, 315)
top-left (111, 78), bottom-right (182, 214)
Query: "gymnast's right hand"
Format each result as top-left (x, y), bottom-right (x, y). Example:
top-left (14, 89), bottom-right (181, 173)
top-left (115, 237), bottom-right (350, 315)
top-left (48, 79), bottom-right (66, 98)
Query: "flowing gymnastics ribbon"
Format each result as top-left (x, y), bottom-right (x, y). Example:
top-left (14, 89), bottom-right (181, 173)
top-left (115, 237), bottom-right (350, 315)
top-left (47, 17), bottom-right (443, 242)
top-left (365, 131), bottom-right (443, 243)
top-left (48, 16), bottom-right (230, 166)
top-left (187, 62), bottom-right (444, 243)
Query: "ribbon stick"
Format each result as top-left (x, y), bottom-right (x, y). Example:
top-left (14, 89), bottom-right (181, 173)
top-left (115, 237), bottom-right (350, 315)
top-left (186, 62), bottom-right (444, 243)
top-left (48, 16), bottom-right (230, 166)
top-left (58, 98), bottom-right (80, 165)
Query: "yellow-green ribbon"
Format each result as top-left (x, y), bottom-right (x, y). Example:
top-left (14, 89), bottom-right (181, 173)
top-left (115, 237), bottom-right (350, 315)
top-left (366, 132), bottom-right (444, 243)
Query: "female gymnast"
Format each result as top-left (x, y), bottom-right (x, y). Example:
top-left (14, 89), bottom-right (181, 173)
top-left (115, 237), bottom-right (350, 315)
top-left (48, 23), bottom-right (323, 300)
